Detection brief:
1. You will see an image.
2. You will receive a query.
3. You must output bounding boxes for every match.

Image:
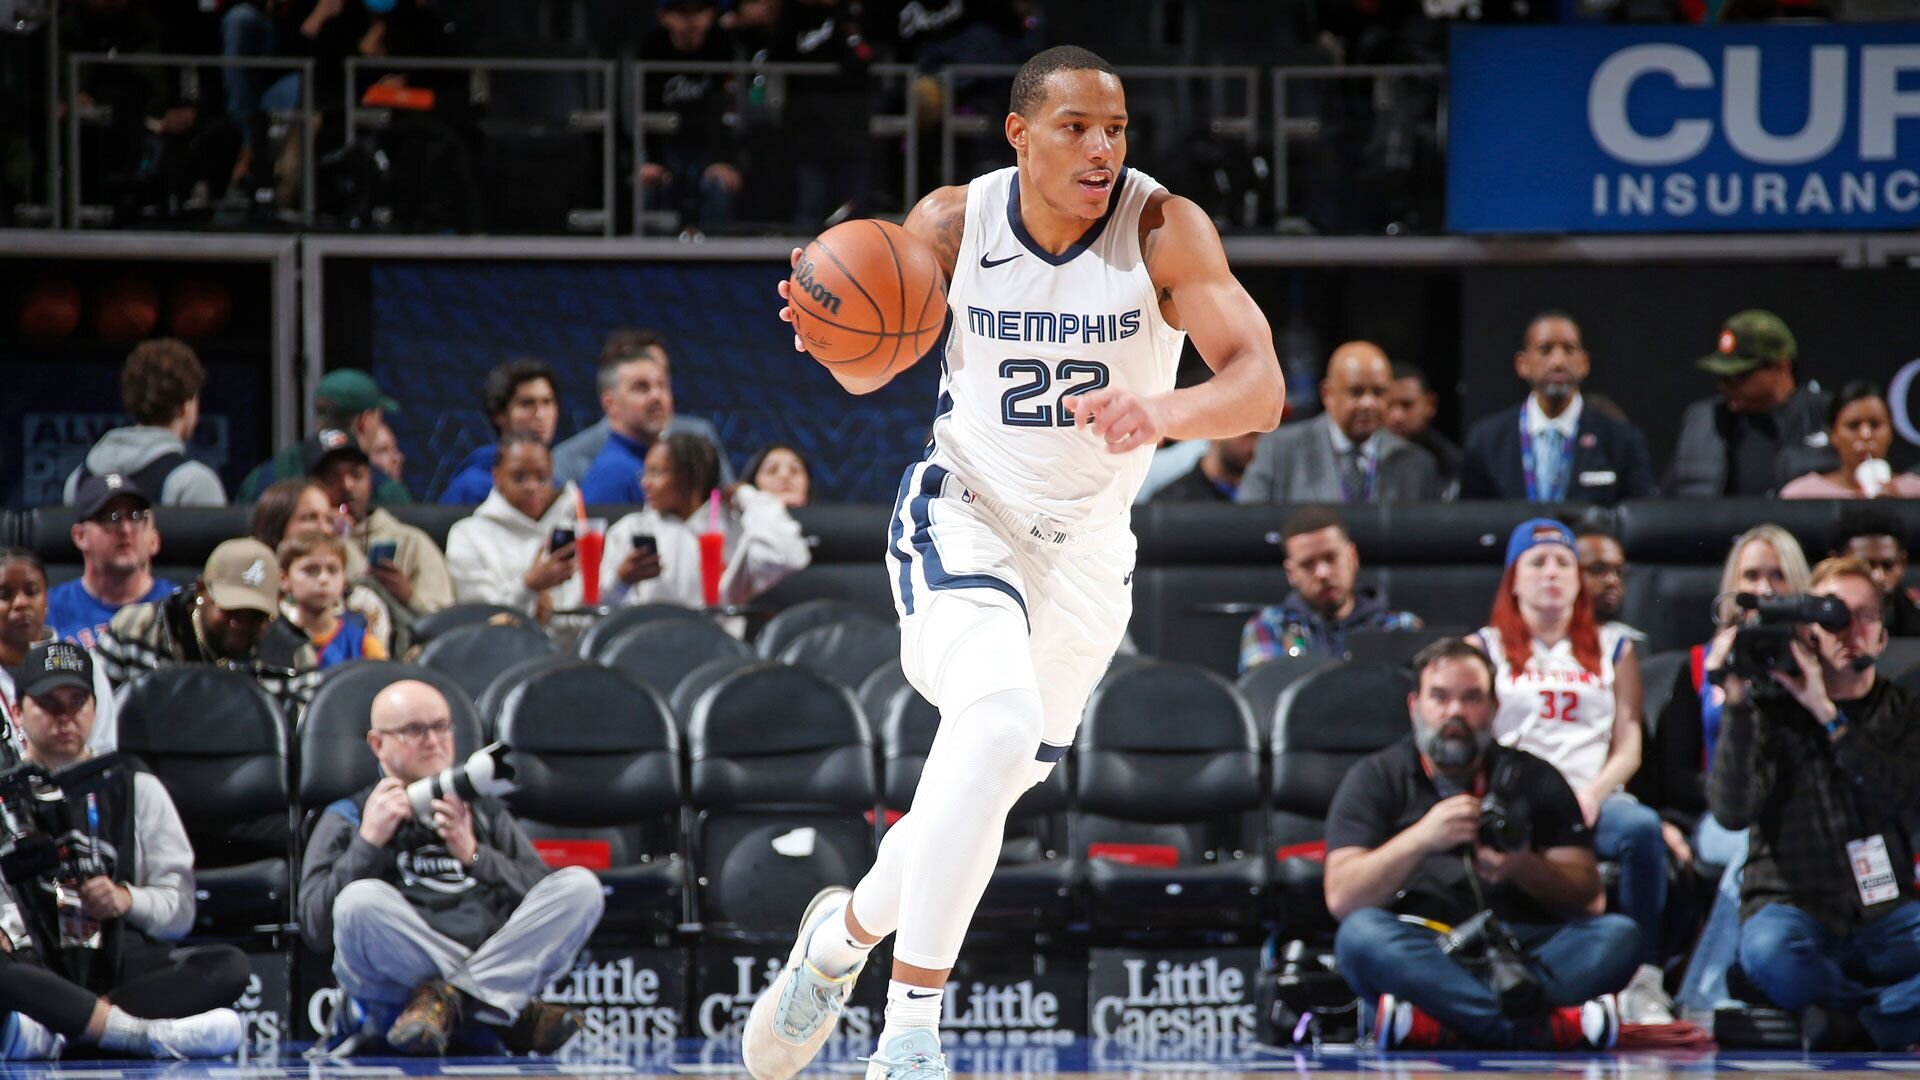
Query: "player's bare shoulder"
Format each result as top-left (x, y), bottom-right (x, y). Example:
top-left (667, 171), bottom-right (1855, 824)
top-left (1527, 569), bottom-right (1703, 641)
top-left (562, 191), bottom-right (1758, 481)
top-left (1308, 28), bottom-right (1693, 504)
top-left (903, 185), bottom-right (970, 283)
top-left (1138, 189), bottom-right (1224, 331)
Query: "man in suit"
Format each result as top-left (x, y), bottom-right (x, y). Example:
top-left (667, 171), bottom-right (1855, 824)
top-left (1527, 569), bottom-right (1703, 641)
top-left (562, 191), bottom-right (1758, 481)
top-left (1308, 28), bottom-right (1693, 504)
top-left (1460, 312), bottom-right (1656, 507)
top-left (1239, 342), bottom-right (1441, 504)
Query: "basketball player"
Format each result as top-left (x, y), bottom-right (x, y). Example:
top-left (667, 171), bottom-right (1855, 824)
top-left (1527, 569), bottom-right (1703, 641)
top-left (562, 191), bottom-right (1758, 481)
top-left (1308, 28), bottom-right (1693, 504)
top-left (750, 46), bottom-right (1285, 1080)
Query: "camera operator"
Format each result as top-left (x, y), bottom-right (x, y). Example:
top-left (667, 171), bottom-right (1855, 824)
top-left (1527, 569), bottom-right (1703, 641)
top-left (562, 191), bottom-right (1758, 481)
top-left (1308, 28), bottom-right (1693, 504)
top-left (298, 680), bottom-right (601, 1057)
top-left (1325, 639), bottom-right (1639, 1051)
top-left (0, 642), bottom-right (246, 1059)
top-left (1709, 556), bottom-right (1920, 1050)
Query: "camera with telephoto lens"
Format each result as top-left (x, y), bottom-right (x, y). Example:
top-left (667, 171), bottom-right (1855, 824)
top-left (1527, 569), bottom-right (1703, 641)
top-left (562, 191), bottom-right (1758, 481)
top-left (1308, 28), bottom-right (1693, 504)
top-left (406, 742), bottom-right (516, 829)
top-left (1440, 910), bottom-right (1544, 1018)
top-left (1476, 759), bottom-right (1531, 853)
top-left (1728, 593), bottom-right (1852, 697)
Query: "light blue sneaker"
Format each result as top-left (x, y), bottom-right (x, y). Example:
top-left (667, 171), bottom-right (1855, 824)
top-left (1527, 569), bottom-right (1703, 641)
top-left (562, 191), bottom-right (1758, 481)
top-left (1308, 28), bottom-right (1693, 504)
top-left (864, 1028), bottom-right (949, 1080)
top-left (743, 887), bottom-right (864, 1080)
top-left (0, 1012), bottom-right (63, 1060)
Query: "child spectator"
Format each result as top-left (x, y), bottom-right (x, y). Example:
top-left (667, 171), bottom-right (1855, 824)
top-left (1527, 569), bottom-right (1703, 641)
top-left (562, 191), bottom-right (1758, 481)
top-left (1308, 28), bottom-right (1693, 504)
top-left (277, 530), bottom-right (386, 669)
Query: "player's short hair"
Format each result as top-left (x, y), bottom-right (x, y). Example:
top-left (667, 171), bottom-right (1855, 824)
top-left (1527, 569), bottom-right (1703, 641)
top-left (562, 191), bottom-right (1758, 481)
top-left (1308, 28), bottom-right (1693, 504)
top-left (122, 338), bottom-right (205, 425)
top-left (1523, 309), bottom-right (1581, 349)
top-left (1833, 509), bottom-right (1905, 553)
top-left (1281, 506), bottom-right (1349, 545)
top-left (1010, 45), bottom-right (1117, 117)
top-left (481, 359), bottom-right (557, 433)
top-left (277, 529), bottom-right (348, 572)
top-left (661, 433), bottom-right (721, 506)
top-left (1411, 638), bottom-right (1497, 694)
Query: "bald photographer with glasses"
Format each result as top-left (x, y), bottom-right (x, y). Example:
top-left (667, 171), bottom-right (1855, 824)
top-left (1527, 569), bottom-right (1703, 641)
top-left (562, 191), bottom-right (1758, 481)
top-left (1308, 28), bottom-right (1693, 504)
top-left (1710, 556), bottom-right (1920, 1050)
top-left (298, 680), bottom-right (601, 1058)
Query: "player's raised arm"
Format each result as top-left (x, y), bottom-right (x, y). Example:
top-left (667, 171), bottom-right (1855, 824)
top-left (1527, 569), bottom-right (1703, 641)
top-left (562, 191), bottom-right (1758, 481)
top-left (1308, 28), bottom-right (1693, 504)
top-left (1144, 195), bottom-right (1285, 439)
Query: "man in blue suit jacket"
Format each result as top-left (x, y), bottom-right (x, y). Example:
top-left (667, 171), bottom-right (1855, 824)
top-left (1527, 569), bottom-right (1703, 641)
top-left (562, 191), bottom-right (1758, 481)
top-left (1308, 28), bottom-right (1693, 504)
top-left (1460, 312), bottom-right (1656, 508)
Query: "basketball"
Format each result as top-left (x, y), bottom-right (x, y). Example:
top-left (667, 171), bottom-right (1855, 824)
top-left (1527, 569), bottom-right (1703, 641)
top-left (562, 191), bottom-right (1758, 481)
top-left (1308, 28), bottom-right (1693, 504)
top-left (17, 275), bottom-right (81, 340)
top-left (94, 275), bottom-right (159, 343)
top-left (789, 219), bottom-right (946, 380)
top-left (168, 277), bottom-right (233, 339)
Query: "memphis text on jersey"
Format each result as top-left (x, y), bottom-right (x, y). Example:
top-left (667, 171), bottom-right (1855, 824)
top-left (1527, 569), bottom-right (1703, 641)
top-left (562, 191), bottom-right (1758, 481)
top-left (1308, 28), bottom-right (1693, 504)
top-left (965, 306), bottom-right (1144, 345)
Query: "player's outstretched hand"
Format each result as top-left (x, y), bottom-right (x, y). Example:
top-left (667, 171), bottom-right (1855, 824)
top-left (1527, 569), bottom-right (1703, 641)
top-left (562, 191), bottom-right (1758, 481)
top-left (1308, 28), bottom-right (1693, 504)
top-left (1064, 388), bottom-right (1167, 454)
top-left (775, 247), bottom-right (806, 353)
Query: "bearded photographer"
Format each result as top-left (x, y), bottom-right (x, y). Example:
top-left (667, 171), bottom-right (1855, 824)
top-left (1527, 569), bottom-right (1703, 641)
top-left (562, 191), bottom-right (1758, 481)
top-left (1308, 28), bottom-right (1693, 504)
top-left (297, 679), bottom-right (601, 1057)
top-left (1325, 639), bottom-right (1639, 1051)
top-left (1709, 556), bottom-right (1920, 1050)
top-left (0, 643), bottom-right (246, 1059)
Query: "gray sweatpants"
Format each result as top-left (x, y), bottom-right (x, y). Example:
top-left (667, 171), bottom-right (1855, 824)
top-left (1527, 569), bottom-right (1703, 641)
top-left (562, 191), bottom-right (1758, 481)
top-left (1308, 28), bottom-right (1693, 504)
top-left (331, 866), bottom-right (604, 1023)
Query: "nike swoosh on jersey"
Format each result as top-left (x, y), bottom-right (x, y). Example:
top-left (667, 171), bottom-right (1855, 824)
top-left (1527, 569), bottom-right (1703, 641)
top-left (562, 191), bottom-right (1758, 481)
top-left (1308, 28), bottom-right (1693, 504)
top-left (979, 252), bottom-right (1023, 268)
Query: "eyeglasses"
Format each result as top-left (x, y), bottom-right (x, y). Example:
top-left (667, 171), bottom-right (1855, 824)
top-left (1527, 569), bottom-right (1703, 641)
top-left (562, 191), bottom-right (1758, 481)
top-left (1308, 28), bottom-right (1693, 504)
top-left (373, 719), bottom-right (454, 745)
top-left (1847, 607), bottom-right (1885, 629)
top-left (91, 509), bottom-right (152, 527)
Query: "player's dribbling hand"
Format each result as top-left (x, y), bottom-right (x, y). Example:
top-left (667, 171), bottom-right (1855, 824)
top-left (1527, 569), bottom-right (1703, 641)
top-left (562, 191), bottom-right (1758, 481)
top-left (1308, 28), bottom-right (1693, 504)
top-left (776, 248), bottom-right (806, 353)
top-left (1063, 388), bottom-right (1167, 454)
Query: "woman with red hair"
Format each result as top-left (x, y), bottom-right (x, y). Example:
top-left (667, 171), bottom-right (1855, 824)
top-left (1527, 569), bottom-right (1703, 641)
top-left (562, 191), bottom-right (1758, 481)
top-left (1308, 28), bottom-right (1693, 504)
top-left (1473, 518), bottom-right (1669, 1024)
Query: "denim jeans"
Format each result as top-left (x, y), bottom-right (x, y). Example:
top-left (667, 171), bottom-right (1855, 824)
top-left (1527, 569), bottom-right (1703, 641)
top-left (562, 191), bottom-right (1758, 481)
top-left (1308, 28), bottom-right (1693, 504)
top-left (1676, 814), bottom-right (1749, 1011)
top-left (1592, 793), bottom-right (1668, 966)
top-left (1739, 900), bottom-right (1920, 1050)
top-left (1336, 907), bottom-right (1641, 1048)
top-left (223, 5), bottom-right (301, 149)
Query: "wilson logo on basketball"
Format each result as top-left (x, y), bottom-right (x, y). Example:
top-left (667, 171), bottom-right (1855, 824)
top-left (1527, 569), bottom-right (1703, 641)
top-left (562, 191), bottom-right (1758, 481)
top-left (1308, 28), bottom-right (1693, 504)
top-left (792, 255), bottom-right (844, 316)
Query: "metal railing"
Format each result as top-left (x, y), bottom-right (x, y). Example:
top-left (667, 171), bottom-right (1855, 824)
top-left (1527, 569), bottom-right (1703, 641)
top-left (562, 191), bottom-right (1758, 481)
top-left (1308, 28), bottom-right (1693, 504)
top-left (1272, 64), bottom-right (1446, 234)
top-left (65, 53), bottom-right (316, 228)
top-left (345, 55), bottom-right (619, 237)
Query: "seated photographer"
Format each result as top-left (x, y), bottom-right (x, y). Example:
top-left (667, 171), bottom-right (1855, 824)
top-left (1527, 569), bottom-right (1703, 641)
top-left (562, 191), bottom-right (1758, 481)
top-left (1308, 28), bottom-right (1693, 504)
top-left (0, 642), bottom-right (247, 1060)
top-left (445, 437), bottom-right (586, 624)
top-left (1472, 519), bottom-right (1670, 1024)
top-left (1326, 639), bottom-right (1638, 1051)
top-left (94, 540), bottom-right (322, 715)
top-left (1709, 556), bottom-right (1920, 1050)
top-left (601, 433), bottom-right (810, 610)
top-left (297, 680), bottom-right (601, 1056)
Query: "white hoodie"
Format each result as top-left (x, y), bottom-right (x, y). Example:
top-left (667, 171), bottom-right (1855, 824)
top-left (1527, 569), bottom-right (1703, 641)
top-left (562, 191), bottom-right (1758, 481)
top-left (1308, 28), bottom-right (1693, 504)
top-left (601, 485), bottom-right (811, 609)
top-left (445, 483), bottom-right (588, 616)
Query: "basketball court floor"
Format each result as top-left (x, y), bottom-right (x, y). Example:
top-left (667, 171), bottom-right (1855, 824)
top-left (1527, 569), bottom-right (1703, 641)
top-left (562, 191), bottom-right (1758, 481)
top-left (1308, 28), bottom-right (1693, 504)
top-left (1, 1037), bottom-right (1914, 1079)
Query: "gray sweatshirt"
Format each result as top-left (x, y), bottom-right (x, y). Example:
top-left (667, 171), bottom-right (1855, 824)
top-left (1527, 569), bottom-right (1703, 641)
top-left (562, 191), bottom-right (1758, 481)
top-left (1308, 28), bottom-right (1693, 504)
top-left (63, 427), bottom-right (227, 507)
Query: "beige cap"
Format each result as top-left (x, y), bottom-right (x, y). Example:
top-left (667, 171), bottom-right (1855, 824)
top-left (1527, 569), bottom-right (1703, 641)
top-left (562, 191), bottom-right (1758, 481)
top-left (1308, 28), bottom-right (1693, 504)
top-left (203, 538), bottom-right (280, 614)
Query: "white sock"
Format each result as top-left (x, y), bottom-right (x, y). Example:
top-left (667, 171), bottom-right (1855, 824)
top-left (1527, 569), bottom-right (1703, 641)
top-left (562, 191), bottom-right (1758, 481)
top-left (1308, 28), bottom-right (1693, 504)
top-left (880, 979), bottom-right (943, 1042)
top-left (802, 895), bottom-right (875, 978)
top-left (95, 1006), bottom-right (151, 1053)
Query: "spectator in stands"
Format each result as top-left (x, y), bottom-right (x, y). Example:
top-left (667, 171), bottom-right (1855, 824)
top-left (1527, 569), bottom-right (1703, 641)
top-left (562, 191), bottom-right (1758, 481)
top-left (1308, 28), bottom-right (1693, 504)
top-left (1460, 313), bottom-right (1656, 507)
top-left (2, 549), bottom-right (119, 757)
top-left (1472, 519), bottom-right (1670, 1023)
top-left (1153, 433), bottom-right (1259, 503)
top-left (363, 421), bottom-right (409, 500)
top-left (298, 679), bottom-right (598, 1056)
top-left (45, 474), bottom-right (179, 650)
top-left (1667, 310), bottom-right (1833, 498)
top-left (1781, 381), bottom-right (1920, 500)
top-left (1834, 511), bottom-right (1920, 637)
top-left (1325, 638), bottom-right (1634, 1051)
top-left (307, 429), bottom-right (453, 616)
top-left (1710, 556), bottom-right (1920, 1050)
top-left (1574, 525), bottom-right (1645, 646)
top-left (239, 369), bottom-right (410, 504)
top-left (602, 433), bottom-right (811, 609)
top-left (440, 360), bottom-right (562, 506)
top-left (278, 530), bottom-right (385, 669)
top-left (1239, 341), bottom-right (1441, 504)
top-left (638, 0), bottom-right (742, 237)
top-left (1640, 524), bottom-right (1811, 1011)
top-left (1387, 361), bottom-right (1462, 500)
top-left (250, 478), bottom-right (394, 654)
top-left (550, 330), bottom-right (732, 492)
top-left (0, 641), bottom-right (250, 1061)
top-left (62, 340), bottom-right (225, 508)
top-left (1239, 507), bottom-right (1421, 671)
top-left (445, 437), bottom-right (585, 623)
top-left (95, 538), bottom-right (322, 714)
top-left (742, 443), bottom-right (813, 510)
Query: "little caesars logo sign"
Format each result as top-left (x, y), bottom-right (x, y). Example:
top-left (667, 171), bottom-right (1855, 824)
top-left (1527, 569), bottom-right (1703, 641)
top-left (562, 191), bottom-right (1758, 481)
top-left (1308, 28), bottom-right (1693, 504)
top-left (543, 952), bottom-right (683, 1042)
top-left (1088, 951), bottom-right (1257, 1044)
top-left (698, 954), bottom-right (874, 1043)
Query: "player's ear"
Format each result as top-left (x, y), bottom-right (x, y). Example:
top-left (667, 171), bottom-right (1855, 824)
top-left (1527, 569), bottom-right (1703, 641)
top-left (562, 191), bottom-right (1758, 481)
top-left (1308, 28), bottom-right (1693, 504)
top-left (1005, 111), bottom-right (1026, 151)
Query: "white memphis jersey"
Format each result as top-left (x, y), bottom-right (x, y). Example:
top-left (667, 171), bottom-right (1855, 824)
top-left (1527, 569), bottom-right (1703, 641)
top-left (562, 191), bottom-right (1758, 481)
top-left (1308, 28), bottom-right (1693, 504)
top-left (1478, 625), bottom-right (1630, 792)
top-left (928, 165), bottom-right (1186, 531)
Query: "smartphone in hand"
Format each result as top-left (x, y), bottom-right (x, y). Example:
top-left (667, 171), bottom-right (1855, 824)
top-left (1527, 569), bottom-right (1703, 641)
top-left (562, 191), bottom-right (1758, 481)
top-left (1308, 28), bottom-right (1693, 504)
top-left (632, 532), bottom-right (657, 557)
top-left (368, 538), bottom-right (399, 567)
top-left (550, 526), bottom-right (576, 552)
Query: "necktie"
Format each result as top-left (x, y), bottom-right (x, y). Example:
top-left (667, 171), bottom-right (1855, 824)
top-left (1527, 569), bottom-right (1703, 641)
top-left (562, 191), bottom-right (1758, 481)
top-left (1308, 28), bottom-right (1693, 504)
top-left (1342, 448), bottom-right (1368, 502)
top-left (1536, 427), bottom-right (1564, 502)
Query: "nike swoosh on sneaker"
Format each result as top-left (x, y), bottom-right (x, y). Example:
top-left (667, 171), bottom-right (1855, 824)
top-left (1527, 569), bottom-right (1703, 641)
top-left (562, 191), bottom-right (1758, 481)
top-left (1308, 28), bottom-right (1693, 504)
top-left (979, 253), bottom-right (1023, 269)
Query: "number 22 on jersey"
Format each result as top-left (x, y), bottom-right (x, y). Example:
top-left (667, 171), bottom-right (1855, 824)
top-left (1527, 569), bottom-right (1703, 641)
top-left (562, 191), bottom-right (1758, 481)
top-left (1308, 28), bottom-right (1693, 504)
top-left (999, 358), bottom-right (1111, 427)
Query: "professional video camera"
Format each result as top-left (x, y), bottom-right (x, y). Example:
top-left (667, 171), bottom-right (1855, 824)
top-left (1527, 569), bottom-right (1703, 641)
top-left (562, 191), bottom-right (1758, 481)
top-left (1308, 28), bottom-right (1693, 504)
top-left (1476, 759), bottom-right (1531, 854)
top-left (405, 742), bottom-right (516, 829)
top-left (0, 753), bottom-right (125, 888)
top-left (1728, 593), bottom-right (1852, 696)
top-left (1441, 910), bottom-right (1544, 1018)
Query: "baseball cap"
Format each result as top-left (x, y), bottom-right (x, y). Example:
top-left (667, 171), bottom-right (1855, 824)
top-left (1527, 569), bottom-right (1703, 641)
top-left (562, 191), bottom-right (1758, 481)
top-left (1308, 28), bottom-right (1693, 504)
top-left (1505, 518), bottom-right (1576, 569)
top-left (303, 428), bottom-right (370, 476)
top-left (13, 641), bottom-right (95, 702)
top-left (314, 369), bottom-right (399, 416)
top-left (72, 471), bottom-right (152, 521)
top-left (203, 538), bottom-right (280, 615)
top-left (1696, 310), bottom-right (1798, 376)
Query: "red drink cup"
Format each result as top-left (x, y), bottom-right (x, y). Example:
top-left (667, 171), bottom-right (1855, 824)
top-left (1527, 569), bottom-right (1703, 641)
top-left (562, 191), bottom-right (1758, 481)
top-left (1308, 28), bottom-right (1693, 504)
top-left (578, 518), bottom-right (606, 607)
top-left (699, 531), bottom-right (725, 607)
